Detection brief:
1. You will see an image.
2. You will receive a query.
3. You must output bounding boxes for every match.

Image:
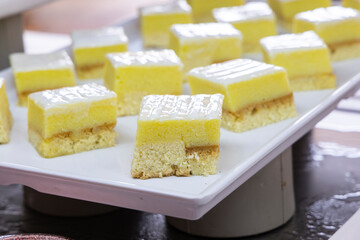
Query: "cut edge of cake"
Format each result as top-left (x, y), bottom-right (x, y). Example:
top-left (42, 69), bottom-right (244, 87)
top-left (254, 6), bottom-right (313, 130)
top-left (187, 59), bottom-right (298, 133)
top-left (0, 79), bottom-right (13, 144)
top-left (28, 84), bottom-right (117, 158)
top-left (28, 123), bottom-right (117, 158)
top-left (131, 94), bottom-right (224, 179)
top-left (222, 94), bottom-right (297, 132)
top-left (132, 142), bottom-right (220, 179)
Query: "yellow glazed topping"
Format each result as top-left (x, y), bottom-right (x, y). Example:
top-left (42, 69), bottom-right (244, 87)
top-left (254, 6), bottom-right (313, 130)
top-left (136, 94), bottom-right (224, 147)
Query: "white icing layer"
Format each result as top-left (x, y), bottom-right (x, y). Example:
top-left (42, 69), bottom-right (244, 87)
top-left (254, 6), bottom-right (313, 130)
top-left (107, 49), bottom-right (182, 68)
top-left (0, 78), bottom-right (3, 89)
top-left (141, 0), bottom-right (191, 15)
top-left (170, 23), bottom-right (242, 41)
top-left (260, 31), bottom-right (327, 57)
top-left (188, 59), bottom-right (284, 85)
top-left (29, 83), bottom-right (116, 111)
top-left (213, 2), bottom-right (275, 23)
top-left (139, 94), bottom-right (224, 121)
top-left (10, 51), bottom-right (74, 73)
top-left (295, 6), bottom-right (360, 24)
top-left (72, 27), bottom-right (128, 49)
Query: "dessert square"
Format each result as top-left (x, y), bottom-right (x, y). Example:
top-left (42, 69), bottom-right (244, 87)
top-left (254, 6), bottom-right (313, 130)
top-left (293, 6), bottom-right (360, 61)
top-left (10, 51), bottom-right (76, 107)
top-left (188, 0), bottom-right (245, 23)
top-left (343, 0), bottom-right (360, 11)
top-left (267, 0), bottom-right (331, 29)
top-left (28, 84), bottom-right (117, 158)
top-left (132, 94), bottom-right (224, 179)
top-left (104, 49), bottom-right (183, 116)
top-left (72, 27), bottom-right (128, 79)
top-left (0, 79), bottom-right (13, 144)
top-left (140, 0), bottom-right (192, 48)
top-left (213, 2), bottom-right (277, 53)
top-left (187, 59), bottom-right (297, 132)
top-left (260, 31), bottom-right (336, 91)
top-left (169, 23), bottom-right (242, 75)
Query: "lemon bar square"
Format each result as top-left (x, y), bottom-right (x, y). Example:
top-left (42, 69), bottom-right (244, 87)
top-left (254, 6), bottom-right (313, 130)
top-left (10, 51), bottom-right (76, 107)
top-left (343, 0), bottom-right (360, 10)
top-left (293, 6), bottom-right (360, 61)
top-left (213, 2), bottom-right (277, 53)
top-left (261, 31), bottom-right (336, 91)
top-left (188, 59), bottom-right (297, 132)
top-left (28, 84), bottom-right (117, 158)
top-left (72, 27), bottom-right (128, 80)
top-left (104, 49), bottom-right (183, 116)
top-left (169, 23), bottom-right (242, 74)
top-left (188, 0), bottom-right (245, 23)
top-left (267, 0), bottom-right (331, 30)
top-left (0, 79), bottom-right (13, 144)
top-left (140, 0), bottom-right (192, 48)
top-left (132, 94), bottom-right (224, 179)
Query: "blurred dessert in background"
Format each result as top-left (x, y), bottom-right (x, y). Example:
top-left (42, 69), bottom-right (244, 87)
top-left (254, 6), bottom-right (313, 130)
top-left (9, 51), bottom-right (76, 106)
top-left (188, 0), bottom-right (244, 23)
top-left (267, 0), bottom-right (331, 30)
top-left (140, 0), bottom-right (192, 48)
top-left (261, 31), bottom-right (336, 91)
top-left (213, 2), bottom-right (277, 53)
top-left (169, 23), bottom-right (242, 75)
top-left (71, 27), bottom-right (128, 80)
top-left (104, 49), bottom-right (183, 116)
top-left (293, 6), bottom-right (360, 61)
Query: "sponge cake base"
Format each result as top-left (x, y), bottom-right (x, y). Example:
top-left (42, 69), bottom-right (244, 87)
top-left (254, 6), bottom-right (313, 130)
top-left (289, 73), bottom-right (336, 92)
top-left (29, 123), bottom-right (116, 158)
top-left (329, 40), bottom-right (360, 61)
top-left (0, 107), bottom-right (13, 144)
top-left (131, 141), bottom-right (219, 179)
top-left (222, 94), bottom-right (297, 133)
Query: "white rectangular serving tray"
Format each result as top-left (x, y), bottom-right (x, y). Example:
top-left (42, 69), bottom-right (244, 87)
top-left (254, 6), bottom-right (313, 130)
top-left (1, 18), bottom-right (360, 220)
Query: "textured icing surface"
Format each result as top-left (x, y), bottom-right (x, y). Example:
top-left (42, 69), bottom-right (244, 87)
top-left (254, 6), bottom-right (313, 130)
top-left (170, 23), bottom-right (242, 41)
top-left (10, 51), bottom-right (74, 73)
top-left (139, 94), bottom-right (224, 121)
top-left (295, 6), bottom-right (360, 24)
top-left (72, 27), bottom-right (128, 49)
top-left (107, 49), bottom-right (182, 67)
top-left (188, 59), bottom-right (284, 85)
top-left (29, 83), bottom-right (116, 110)
top-left (260, 31), bottom-right (327, 56)
top-left (141, 0), bottom-right (191, 15)
top-left (213, 2), bottom-right (275, 23)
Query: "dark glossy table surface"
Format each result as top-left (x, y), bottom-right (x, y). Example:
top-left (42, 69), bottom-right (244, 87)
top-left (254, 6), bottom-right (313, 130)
top-left (1, 94), bottom-right (360, 239)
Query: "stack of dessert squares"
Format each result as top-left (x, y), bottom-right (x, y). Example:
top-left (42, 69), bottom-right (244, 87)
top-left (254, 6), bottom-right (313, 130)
top-left (1, 0), bottom-right (360, 180)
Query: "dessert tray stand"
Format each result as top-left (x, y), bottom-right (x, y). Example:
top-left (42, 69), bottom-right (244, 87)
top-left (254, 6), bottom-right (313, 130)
top-left (1, 18), bottom-right (360, 237)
